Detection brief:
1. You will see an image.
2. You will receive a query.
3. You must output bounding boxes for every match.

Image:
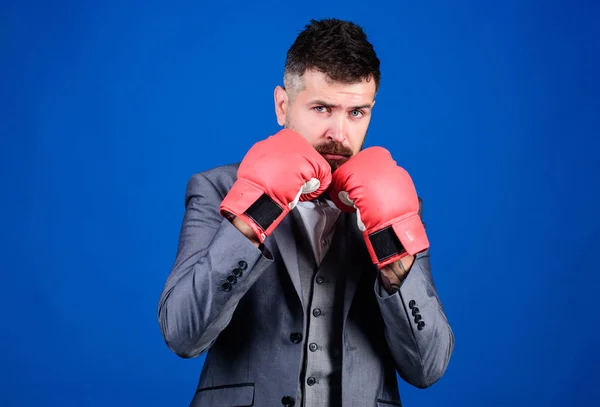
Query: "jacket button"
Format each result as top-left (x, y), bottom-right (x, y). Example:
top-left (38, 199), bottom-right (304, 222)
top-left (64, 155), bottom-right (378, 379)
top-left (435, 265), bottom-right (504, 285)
top-left (409, 300), bottom-right (416, 309)
top-left (232, 268), bottom-right (243, 277)
top-left (220, 282), bottom-right (232, 292)
top-left (411, 307), bottom-right (420, 316)
top-left (414, 314), bottom-right (422, 323)
top-left (307, 377), bottom-right (317, 386)
top-left (226, 275), bottom-right (237, 284)
top-left (417, 321), bottom-right (426, 330)
top-left (281, 395), bottom-right (295, 406)
top-left (238, 260), bottom-right (248, 270)
top-left (316, 276), bottom-right (324, 284)
top-left (289, 333), bottom-right (302, 344)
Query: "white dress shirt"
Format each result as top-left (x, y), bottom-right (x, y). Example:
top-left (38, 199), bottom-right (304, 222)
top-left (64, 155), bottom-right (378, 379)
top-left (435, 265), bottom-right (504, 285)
top-left (295, 199), bottom-right (341, 265)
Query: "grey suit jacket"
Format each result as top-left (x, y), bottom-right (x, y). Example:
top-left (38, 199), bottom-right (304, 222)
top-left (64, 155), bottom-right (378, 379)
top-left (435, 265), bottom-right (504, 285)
top-left (157, 164), bottom-right (454, 407)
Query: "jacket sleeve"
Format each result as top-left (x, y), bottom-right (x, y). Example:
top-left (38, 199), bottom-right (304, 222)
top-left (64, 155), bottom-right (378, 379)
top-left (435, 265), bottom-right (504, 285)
top-left (157, 173), bottom-right (274, 358)
top-left (373, 198), bottom-right (455, 388)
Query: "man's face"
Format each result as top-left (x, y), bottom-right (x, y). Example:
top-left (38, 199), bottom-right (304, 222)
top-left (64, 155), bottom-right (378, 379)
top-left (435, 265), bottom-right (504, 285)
top-left (274, 69), bottom-right (377, 171)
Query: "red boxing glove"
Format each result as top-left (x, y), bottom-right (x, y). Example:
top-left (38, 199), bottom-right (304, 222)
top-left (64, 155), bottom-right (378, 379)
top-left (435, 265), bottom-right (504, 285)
top-left (220, 129), bottom-right (332, 243)
top-left (328, 147), bottom-right (429, 268)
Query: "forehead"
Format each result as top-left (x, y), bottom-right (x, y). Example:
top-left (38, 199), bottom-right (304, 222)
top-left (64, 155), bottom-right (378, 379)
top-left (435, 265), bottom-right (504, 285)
top-left (297, 70), bottom-right (376, 104)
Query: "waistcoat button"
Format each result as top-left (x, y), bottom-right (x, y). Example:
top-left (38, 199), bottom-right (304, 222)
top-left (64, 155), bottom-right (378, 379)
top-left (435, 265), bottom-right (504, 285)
top-left (281, 395), bottom-right (295, 406)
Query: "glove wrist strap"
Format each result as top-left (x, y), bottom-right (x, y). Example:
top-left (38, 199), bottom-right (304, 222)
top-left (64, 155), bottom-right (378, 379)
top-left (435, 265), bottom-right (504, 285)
top-left (363, 212), bottom-right (429, 268)
top-left (243, 193), bottom-right (284, 240)
top-left (365, 226), bottom-right (408, 268)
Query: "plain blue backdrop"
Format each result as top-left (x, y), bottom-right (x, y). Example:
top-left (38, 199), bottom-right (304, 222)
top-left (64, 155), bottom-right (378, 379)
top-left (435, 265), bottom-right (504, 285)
top-left (2, 0), bottom-right (599, 406)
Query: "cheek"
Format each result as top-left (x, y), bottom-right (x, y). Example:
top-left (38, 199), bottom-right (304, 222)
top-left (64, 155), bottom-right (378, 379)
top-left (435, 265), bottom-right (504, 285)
top-left (348, 127), bottom-right (368, 152)
top-left (292, 114), bottom-right (328, 144)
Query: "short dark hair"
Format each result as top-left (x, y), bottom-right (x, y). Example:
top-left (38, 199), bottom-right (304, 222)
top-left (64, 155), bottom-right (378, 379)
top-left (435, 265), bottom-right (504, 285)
top-left (284, 18), bottom-right (381, 93)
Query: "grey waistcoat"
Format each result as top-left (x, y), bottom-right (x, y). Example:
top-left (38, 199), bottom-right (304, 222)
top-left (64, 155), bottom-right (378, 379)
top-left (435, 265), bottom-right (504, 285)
top-left (293, 200), bottom-right (347, 407)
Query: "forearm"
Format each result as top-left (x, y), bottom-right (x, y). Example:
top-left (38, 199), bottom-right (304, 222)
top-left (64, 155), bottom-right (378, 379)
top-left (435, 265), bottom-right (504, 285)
top-left (379, 255), bottom-right (414, 294)
top-left (158, 218), bottom-right (272, 358)
top-left (375, 251), bottom-right (454, 388)
top-left (157, 172), bottom-right (274, 358)
top-left (232, 216), bottom-right (261, 247)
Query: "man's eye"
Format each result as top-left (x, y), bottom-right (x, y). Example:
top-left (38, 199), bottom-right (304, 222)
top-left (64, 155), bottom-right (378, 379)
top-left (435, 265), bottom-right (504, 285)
top-left (314, 106), bottom-right (328, 113)
top-left (351, 110), bottom-right (364, 117)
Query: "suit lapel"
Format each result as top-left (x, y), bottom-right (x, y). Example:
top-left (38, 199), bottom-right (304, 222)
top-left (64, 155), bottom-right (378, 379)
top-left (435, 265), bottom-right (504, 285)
top-left (311, 211), bottom-right (362, 323)
top-left (340, 212), bottom-right (364, 323)
top-left (270, 209), bottom-right (365, 321)
top-left (270, 210), bottom-right (304, 308)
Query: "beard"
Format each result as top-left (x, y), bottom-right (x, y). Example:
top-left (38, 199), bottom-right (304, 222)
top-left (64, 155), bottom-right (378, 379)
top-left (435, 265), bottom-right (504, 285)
top-left (314, 142), bottom-right (354, 172)
top-left (284, 119), bottom-right (365, 172)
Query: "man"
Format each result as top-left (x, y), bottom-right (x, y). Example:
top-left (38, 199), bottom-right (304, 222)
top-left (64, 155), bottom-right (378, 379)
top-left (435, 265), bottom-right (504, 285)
top-left (158, 18), bottom-right (454, 407)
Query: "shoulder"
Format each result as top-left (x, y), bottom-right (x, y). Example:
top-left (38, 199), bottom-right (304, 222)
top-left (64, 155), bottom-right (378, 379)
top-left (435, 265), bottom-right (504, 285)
top-left (184, 163), bottom-right (240, 205)
top-left (189, 163), bottom-right (240, 187)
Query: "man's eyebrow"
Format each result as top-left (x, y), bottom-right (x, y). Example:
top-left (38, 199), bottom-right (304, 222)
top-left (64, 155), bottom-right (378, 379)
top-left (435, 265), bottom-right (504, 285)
top-left (309, 100), bottom-right (338, 108)
top-left (309, 100), bottom-right (373, 109)
top-left (351, 103), bottom-right (373, 110)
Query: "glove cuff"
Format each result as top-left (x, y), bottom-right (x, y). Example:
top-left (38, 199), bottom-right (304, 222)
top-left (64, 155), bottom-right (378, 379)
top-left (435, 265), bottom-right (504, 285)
top-left (363, 212), bottom-right (429, 268)
top-left (220, 179), bottom-right (287, 243)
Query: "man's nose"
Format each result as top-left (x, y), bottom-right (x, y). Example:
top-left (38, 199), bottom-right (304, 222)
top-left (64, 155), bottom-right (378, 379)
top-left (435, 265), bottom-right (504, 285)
top-left (327, 117), bottom-right (346, 142)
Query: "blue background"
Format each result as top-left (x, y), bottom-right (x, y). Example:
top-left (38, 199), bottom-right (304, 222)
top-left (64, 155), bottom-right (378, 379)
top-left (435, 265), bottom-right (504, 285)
top-left (2, 0), bottom-right (599, 406)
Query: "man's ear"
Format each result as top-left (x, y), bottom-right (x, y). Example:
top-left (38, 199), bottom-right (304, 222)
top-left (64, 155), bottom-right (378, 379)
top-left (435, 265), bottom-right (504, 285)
top-left (274, 86), bottom-right (288, 126)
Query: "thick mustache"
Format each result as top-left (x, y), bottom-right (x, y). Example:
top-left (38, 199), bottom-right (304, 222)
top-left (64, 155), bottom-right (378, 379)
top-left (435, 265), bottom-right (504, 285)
top-left (316, 144), bottom-right (352, 156)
